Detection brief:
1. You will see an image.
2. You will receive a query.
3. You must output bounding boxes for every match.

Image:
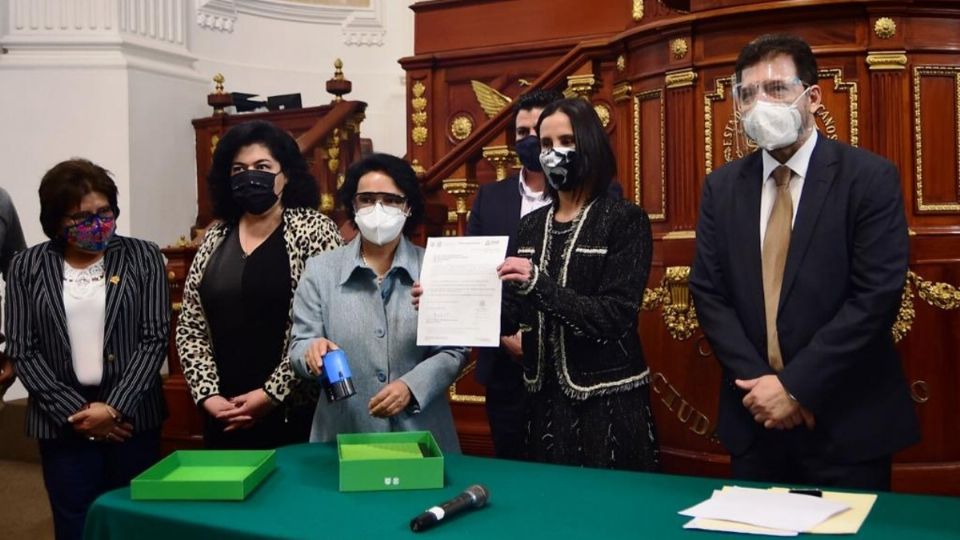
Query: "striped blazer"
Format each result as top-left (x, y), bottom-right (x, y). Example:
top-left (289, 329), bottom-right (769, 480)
top-left (4, 236), bottom-right (170, 439)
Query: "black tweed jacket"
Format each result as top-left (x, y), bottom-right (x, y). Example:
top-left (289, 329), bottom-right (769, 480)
top-left (502, 194), bottom-right (653, 400)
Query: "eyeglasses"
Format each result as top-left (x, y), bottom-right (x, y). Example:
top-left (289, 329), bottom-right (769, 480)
top-left (66, 207), bottom-right (115, 227)
top-left (353, 192), bottom-right (408, 210)
top-left (732, 77), bottom-right (806, 108)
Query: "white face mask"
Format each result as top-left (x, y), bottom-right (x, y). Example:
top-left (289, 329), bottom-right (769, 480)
top-left (741, 87), bottom-right (811, 151)
top-left (354, 202), bottom-right (407, 246)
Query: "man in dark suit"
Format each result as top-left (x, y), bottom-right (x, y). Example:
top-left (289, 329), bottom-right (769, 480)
top-left (467, 89), bottom-right (563, 459)
top-left (690, 34), bottom-right (919, 490)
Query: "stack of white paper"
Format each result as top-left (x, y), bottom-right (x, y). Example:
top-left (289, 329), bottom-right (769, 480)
top-left (678, 486), bottom-right (852, 536)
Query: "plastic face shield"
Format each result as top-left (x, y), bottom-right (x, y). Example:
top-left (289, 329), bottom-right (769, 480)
top-left (732, 75), bottom-right (807, 112)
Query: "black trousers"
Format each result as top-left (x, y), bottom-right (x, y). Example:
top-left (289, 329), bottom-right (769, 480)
top-left (38, 428), bottom-right (161, 540)
top-left (730, 424), bottom-right (892, 491)
top-left (484, 378), bottom-right (526, 460)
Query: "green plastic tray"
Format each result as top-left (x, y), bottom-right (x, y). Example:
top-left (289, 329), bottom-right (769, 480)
top-left (131, 450), bottom-right (276, 501)
top-left (337, 431), bottom-right (444, 492)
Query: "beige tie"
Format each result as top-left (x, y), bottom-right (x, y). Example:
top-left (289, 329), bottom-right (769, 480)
top-left (763, 165), bottom-right (793, 372)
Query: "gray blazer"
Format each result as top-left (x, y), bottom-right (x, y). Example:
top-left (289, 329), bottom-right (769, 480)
top-left (289, 236), bottom-right (466, 453)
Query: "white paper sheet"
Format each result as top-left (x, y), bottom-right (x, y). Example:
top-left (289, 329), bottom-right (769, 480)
top-left (416, 236), bottom-right (509, 347)
top-left (678, 486), bottom-right (851, 533)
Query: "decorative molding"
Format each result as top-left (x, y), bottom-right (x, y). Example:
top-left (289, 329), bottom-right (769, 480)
top-left (633, 89), bottom-right (666, 221)
top-left (632, 0), bottom-right (644, 21)
top-left (612, 81), bottom-right (633, 103)
top-left (197, 0), bottom-right (237, 32)
top-left (442, 178), bottom-right (478, 216)
top-left (662, 230), bottom-right (695, 240)
top-left (564, 73), bottom-right (598, 100)
top-left (874, 17), bottom-right (897, 39)
top-left (893, 271), bottom-right (960, 342)
top-left (641, 267), bottom-right (699, 340)
top-left (616, 54), bottom-right (626, 73)
top-left (448, 361), bottom-right (484, 404)
top-left (665, 68), bottom-right (697, 89)
top-left (410, 80), bottom-right (428, 146)
top-left (482, 145), bottom-right (517, 181)
top-left (912, 66), bottom-right (960, 213)
top-left (703, 76), bottom-right (732, 175)
top-left (670, 38), bottom-right (688, 60)
top-left (867, 50), bottom-right (908, 71)
top-left (818, 68), bottom-right (859, 147)
top-left (449, 114), bottom-right (474, 142)
top-left (594, 103), bottom-right (612, 128)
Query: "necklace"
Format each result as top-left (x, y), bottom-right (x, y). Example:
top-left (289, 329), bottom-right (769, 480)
top-left (360, 249), bottom-right (386, 285)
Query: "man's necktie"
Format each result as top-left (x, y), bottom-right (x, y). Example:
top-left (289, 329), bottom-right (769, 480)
top-left (762, 165), bottom-right (793, 372)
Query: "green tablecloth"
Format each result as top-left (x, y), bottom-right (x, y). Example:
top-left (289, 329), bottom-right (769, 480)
top-left (85, 443), bottom-right (960, 539)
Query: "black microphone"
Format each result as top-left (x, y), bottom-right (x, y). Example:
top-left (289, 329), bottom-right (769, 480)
top-left (409, 484), bottom-right (489, 532)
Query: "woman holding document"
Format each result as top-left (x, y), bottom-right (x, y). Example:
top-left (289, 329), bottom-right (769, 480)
top-left (289, 153), bottom-right (466, 452)
top-left (497, 98), bottom-right (659, 471)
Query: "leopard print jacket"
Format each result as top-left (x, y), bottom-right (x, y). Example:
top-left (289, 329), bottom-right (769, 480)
top-left (175, 207), bottom-right (342, 405)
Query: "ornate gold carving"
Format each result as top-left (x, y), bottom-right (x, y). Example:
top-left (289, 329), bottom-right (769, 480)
top-left (212, 73), bottom-right (225, 94)
top-left (442, 178), bottom-right (479, 217)
top-left (612, 81), bottom-right (632, 103)
top-left (670, 38), bottom-right (688, 60)
top-left (665, 69), bottom-right (697, 89)
top-left (172, 302), bottom-right (182, 313)
top-left (633, 89), bottom-right (666, 220)
top-left (471, 80), bottom-right (511, 118)
top-left (594, 103), bottom-right (612, 128)
top-left (912, 66), bottom-right (960, 213)
top-left (320, 193), bottom-right (335, 213)
top-left (482, 145), bottom-right (518, 181)
top-left (910, 380), bottom-right (930, 404)
top-left (651, 372), bottom-right (720, 441)
top-left (818, 68), bottom-right (859, 147)
top-left (326, 128), bottom-right (341, 173)
top-left (867, 51), bottom-right (908, 71)
top-left (449, 114), bottom-right (474, 141)
top-left (632, 0), bottom-right (644, 21)
top-left (411, 159), bottom-right (426, 175)
top-left (411, 80), bottom-right (428, 146)
top-left (616, 54), bottom-right (626, 73)
top-left (641, 266), bottom-right (699, 340)
top-left (564, 74), bottom-right (598, 100)
top-left (874, 17), bottom-right (897, 39)
top-left (448, 361), bottom-right (485, 404)
top-left (891, 271), bottom-right (960, 342)
top-left (210, 134), bottom-right (220, 157)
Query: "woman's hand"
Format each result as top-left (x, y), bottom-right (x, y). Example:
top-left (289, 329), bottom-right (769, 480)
top-left (69, 403), bottom-right (133, 442)
top-left (500, 332), bottom-right (523, 361)
top-left (497, 257), bottom-right (533, 283)
top-left (368, 380), bottom-right (412, 418)
top-left (219, 389), bottom-right (277, 432)
top-left (411, 281), bottom-right (423, 310)
top-left (304, 338), bottom-right (340, 376)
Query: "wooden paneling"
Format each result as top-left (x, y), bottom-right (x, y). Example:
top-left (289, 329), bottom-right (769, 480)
top-left (407, 0), bottom-right (960, 494)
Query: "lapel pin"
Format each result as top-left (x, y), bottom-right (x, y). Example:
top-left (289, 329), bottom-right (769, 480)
top-left (109, 275), bottom-right (120, 285)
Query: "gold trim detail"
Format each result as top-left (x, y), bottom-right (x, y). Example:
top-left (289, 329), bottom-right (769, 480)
top-left (662, 230), bottom-right (695, 240)
top-left (670, 38), bottom-right (689, 60)
top-left (818, 68), bottom-right (859, 147)
top-left (564, 74), bottom-right (598, 100)
top-left (411, 80), bottom-right (428, 146)
top-left (703, 76), bottom-right (732, 175)
top-left (471, 80), bottom-right (512, 118)
top-left (442, 178), bottom-right (479, 216)
top-left (912, 66), bottom-right (960, 213)
top-left (482, 145), bottom-right (518, 181)
top-left (210, 134), bottom-right (220, 157)
top-left (449, 114), bottom-right (474, 141)
top-left (612, 81), bottom-right (633, 103)
top-left (172, 302), bottom-right (182, 313)
top-left (411, 159), bottom-right (426, 175)
top-left (320, 194), bottom-right (335, 213)
top-left (874, 17), bottom-right (896, 39)
top-left (910, 380), bottom-right (930, 404)
top-left (616, 55), bottom-right (626, 73)
top-left (642, 267), bottom-right (699, 340)
top-left (326, 127), bottom-right (341, 173)
top-left (594, 103), bottom-right (612, 128)
top-left (633, 89), bottom-right (666, 221)
top-left (448, 361), bottom-right (485, 404)
top-left (867, 51), bottom-right (908, 71)
top-left (665, 69), bottom-right (697, 89)
top-left (632, 0), bottom-right (643, 21)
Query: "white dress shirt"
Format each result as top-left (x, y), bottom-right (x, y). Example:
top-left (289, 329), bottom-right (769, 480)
top-left (759, 129), bottom-right (819, 246)
top-left (518, 168), bottom-right (552, 218)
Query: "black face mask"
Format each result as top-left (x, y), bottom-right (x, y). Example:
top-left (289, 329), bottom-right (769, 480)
top-left (515, 135), bottom-right (543, 172)
top-left (540, 147), bottom-right (579, 192)
top-left (231, 170), bottom-right (280, 215)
